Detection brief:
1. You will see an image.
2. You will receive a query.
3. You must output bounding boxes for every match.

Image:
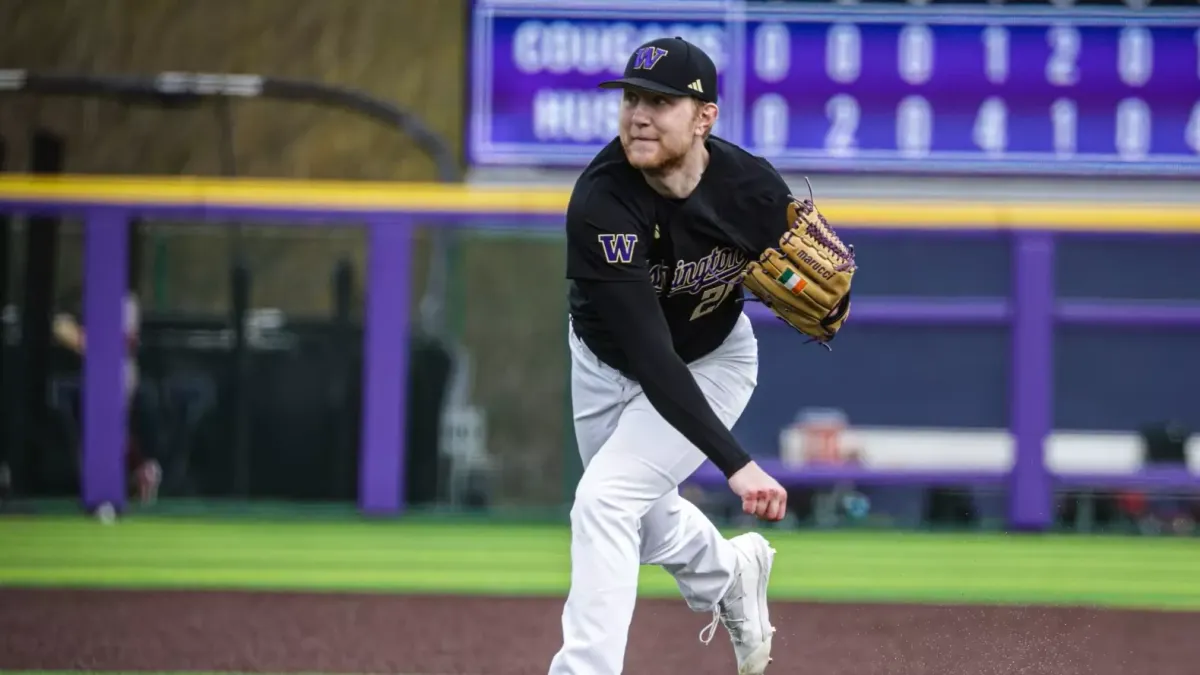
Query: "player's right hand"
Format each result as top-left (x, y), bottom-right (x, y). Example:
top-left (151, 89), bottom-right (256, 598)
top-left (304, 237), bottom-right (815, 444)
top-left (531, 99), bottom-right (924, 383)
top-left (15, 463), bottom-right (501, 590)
top-left (727, 461), bottom-right (788, 522)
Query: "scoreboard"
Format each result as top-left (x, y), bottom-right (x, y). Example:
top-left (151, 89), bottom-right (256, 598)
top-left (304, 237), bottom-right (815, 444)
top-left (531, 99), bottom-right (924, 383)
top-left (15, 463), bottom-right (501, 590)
top-left (467, 0), bottom-right (1200, 176)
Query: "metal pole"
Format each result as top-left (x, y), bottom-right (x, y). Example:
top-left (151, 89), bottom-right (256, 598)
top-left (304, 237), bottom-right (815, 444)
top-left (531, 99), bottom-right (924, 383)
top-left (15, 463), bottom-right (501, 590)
top-left (359, 217), bottom-right (414, 515)
top-left (1008, 231), bottom-right (1055, 532)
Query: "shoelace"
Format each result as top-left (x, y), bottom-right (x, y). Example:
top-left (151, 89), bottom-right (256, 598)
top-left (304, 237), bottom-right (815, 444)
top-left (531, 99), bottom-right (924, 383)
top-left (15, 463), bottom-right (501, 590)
top-left (699, 606), bottom-right (747, 645)
top-left (699, 581), bottom-right (749, 646)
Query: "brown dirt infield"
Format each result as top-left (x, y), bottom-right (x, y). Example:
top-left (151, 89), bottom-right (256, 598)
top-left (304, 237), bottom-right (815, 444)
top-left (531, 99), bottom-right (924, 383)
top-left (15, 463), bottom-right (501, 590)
top-left (2, 588), bottom-right (1198, 674)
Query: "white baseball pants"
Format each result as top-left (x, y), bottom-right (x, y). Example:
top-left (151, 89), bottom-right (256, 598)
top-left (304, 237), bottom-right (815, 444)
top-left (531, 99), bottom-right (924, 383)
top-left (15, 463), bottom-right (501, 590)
top-left (547, 311), bottom-right (759, 675)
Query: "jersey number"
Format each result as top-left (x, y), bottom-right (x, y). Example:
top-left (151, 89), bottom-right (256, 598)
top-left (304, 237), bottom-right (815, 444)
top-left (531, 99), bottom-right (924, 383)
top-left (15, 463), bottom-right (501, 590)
top-left (691, 284), bottom-right (735, 321)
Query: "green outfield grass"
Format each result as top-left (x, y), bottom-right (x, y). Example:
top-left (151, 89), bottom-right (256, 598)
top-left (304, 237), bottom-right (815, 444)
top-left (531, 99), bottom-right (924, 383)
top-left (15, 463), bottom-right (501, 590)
top-left (1, 514), bottom-right (1197, 611)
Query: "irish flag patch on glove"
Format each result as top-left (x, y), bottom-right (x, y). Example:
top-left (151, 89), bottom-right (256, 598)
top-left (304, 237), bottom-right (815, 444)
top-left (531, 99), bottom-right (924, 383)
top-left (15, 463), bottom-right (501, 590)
top-left (777, 269), bottom-right (808, 295)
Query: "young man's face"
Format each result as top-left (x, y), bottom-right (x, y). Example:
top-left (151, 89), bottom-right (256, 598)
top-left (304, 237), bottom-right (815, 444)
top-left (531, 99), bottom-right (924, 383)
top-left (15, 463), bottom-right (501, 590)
top-left (618, 88), bottom-right (716, 172)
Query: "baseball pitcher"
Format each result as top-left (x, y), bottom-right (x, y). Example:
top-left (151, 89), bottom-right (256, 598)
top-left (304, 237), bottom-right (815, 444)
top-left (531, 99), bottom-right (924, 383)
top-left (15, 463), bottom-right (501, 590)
top-left (551, 36), bottom-right (857, 675)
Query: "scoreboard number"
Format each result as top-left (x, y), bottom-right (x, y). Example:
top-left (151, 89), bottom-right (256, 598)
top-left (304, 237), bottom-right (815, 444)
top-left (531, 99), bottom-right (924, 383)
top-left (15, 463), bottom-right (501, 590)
top-left (827, 23), bottom-right (862, 84)
top-left (897, 95), bottom-right (933, 158)
top-left (826, 94), bottom-right (860, 156)
top-left (1051, 98), bottom-right (1078, 157)
top-left (1116, 98), bottom-right (1152, 160)
top-left (1187, 101), bottom-right (1200, 155)
top-left (754, 21), bottom-right (790, 83)
top-left (974, 97), bottom-right (1008, 156)
top-left (753, 93), bottom-right (789, 153)
top-left (1118, 27), bottom-right (1153, 87)
top-left (1046, 25), bottom-right (1081, 87)
top-left (982, 25), bottom-right (1009, 85)
top-left (899, 24), bottom-right (934, 85)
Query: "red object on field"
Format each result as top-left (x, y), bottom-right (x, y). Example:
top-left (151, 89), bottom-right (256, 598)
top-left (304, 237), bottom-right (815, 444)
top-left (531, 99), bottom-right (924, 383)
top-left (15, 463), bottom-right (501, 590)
top-left (1117, 491), bottom-right (1147, 515)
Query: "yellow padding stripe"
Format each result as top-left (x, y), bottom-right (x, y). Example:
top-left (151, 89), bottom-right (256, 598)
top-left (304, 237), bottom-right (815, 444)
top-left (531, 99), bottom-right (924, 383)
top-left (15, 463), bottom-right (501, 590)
top-left (0, 174), bottom-right (1198, 232)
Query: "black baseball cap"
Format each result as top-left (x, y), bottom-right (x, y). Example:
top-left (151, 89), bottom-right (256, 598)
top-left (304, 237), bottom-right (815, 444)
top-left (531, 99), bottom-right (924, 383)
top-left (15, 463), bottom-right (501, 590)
top-left (598, 36), bottom-right (718, 104)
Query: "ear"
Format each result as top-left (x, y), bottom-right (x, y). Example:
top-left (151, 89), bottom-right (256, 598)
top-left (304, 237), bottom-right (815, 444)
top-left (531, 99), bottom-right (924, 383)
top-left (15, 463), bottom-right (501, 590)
top-left (695, 102), bottom-right (719, 137)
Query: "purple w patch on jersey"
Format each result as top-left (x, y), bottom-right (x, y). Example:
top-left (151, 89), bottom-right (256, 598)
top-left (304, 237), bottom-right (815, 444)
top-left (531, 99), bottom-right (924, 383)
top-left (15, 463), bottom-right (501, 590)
top-left (598, 233), bottom-right (638, 264)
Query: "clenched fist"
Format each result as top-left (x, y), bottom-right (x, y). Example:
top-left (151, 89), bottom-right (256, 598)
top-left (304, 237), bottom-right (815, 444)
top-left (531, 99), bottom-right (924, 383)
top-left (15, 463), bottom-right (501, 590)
top-left (727, 461), bottom-right (788, 522)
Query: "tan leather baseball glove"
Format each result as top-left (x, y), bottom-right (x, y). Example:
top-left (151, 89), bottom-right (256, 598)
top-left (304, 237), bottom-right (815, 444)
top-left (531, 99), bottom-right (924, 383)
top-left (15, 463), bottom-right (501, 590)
top-left (738, 182), bottom-right (857, 347)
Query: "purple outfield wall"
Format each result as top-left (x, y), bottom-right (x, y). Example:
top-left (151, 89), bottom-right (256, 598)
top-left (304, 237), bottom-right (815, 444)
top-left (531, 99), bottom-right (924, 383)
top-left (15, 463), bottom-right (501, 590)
top-left (1, 175), bottom-right (1198, 532)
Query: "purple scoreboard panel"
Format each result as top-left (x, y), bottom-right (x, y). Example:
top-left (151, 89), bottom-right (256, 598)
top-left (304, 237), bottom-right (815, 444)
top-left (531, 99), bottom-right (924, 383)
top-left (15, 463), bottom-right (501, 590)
top-left (467, 0), bottom-right (1200, 176)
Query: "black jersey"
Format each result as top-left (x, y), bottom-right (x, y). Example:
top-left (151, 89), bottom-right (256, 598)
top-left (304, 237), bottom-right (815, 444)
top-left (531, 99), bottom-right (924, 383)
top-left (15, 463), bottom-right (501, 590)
top-left (565, 135), bottom-right (794, 477)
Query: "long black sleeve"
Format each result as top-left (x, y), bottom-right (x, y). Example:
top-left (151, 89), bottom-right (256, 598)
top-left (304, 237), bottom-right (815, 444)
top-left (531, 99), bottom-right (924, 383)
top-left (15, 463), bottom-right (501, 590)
top-left (577, 278), bottom-right (752, 478)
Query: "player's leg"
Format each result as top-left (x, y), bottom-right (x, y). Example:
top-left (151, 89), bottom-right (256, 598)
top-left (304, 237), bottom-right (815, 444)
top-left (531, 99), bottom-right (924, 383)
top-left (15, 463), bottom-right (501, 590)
top-left (566, 324), bottom-right (741, 609)
top-left (548, 323), bottom-right (640, 675)
top-left (630, 311), bottom-right (771, 613)
top-left (630, 317), bottom-right (777, 673)
top-left (554, 388), bottom-right (736, 675)
top-left (634, 313), bottom-right (759, 610)
top-left (637, 489), bottom-right (738, 600)
top-left (570, 322), bottom-right (752, 612)
top-left (566, 312), bottom-right (756, 592)
top-left (549, 314), bottom-right (767, 675)
top-left (565, 322), bottom-right (633, 469)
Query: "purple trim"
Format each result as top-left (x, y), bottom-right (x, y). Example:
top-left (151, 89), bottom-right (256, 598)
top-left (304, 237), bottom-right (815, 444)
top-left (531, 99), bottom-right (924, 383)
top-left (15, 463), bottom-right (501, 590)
top-left (837, 227), bottom-right (1011, 239)
top-left (744, 297), bottom-right (1010, 326)
top-left (1008, 232), bottom-right (1054, 532)
top-left (1053, 468), bottom-right (1200, 491)
top-left (686, 462), bottom-right (1199, 491)
top-left (1056, 301), bottom-right (1200, 328)
top-left (0, 199), bottom-right (573, 228)
top-left (686, 461), bottom-right (1008, 488)
top-left (81, 208), bottom-right (128, 512)
top-left (358, 217), bottom-right (414, 515)
top-left (1054, 229), bottom-right (1200, 242)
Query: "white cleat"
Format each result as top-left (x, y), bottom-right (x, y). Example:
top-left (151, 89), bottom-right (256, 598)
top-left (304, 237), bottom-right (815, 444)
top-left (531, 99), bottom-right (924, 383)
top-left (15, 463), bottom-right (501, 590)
top-left (699, 532), bottom-right (777, 674)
